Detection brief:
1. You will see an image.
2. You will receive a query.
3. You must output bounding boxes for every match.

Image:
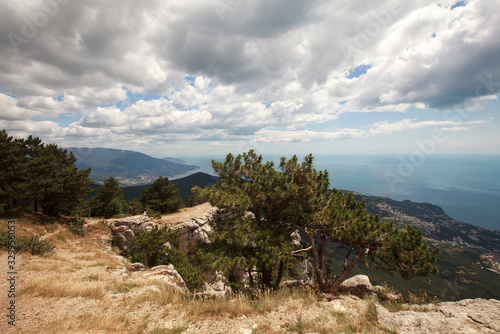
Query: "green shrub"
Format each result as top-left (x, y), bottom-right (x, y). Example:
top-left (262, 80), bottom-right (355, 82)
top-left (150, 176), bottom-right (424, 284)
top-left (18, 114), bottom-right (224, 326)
top-left (0, 231), bottom-right (9, 248)
top-left (158, 248), bottom-right (204, 291)
top-left (17, 235), bottom-right (54, 255)
top-left (131, 227), bottom-right (204, 291)
top-left (0, 232), bottom-right (54, 255)
top-left (69, 217), bottom-right (87, 236)
top-left (111, 235), bottom-right (121, 247)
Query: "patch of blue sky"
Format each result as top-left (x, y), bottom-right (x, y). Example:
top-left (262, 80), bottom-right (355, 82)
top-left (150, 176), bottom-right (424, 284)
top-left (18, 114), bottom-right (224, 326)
top-left (118, 88), bottom-right (165, 110)
top-left (451, 1), bottom-right (467, 10)
top-left (184, 76), bottom-right (196, 86)
top-left (180, 106), bottom-right (200, 111)
top-left (31, 113), bottom-right (81, 127)
top-left (346, 64), bottom-right (372, 79)
top-left (0, 87), bottom-right (16, 97)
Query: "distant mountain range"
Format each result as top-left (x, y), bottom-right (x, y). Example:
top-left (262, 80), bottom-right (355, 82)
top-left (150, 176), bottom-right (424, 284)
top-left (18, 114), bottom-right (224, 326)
top-left (68, 147), bottom-right (199, 186)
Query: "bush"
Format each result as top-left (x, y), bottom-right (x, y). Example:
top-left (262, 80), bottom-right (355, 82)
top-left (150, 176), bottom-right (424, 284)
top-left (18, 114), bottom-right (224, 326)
top-left (158, 248), bottom-right (204, 291)
top-left (17, 235), bottom-right (54, 255)
top-left (69, 217), bottom-right (87, 236)
top-left (0, 232), bottom-right (54, 255)
top-left (0, 231), bottom-right (9, 248)
top-left (111, 235), bottom-right (121, 248)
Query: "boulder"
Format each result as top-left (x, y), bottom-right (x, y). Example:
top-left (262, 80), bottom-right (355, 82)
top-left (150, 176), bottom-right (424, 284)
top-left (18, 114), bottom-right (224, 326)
top-left (141, 264), bottom-right (189, 294)
top-left (107, 215), bottom-right (156, 249)
top-left (341, 275), bottom-right (373, 290)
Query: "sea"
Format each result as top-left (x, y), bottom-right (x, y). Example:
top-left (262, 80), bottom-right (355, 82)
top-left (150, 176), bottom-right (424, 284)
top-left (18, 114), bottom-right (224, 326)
top-left (176, 154), bottom-right (500, 231)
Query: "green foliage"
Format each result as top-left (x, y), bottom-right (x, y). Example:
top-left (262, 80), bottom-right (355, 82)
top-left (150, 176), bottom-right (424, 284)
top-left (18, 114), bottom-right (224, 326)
top-left (139, 176), bottom-right (183, 214)
top-left (132, 226), bottom-right (203, 290)
top-left (299, 188), bottom-right (439, 292)
top-left (111, 235), bottom-right (121, 248)
top-left (0, 231), bottom-right (9, 249)
top-left (185, 185), bottom-right (209, 207)
top-left (197, 150), bottom-right (319, 289)
top-left (158, 247), bottom-right (204, 291)
top-left (130, 196), bottom-right (162, 219)
top-left (17, 235), bottom-right (54, 255)
top-left (89, 177), bottom-right (127, 218)
top-left (69, 217), bottom-right (87, 236)
top-left (0, 130), bottom-right (93, 216)
top-left (341, 245), bottom-right (500, 301)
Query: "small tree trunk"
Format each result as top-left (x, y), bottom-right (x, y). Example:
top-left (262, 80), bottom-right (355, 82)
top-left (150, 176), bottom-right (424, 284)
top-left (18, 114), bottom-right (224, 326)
top-left (262, 267), bottom-right (273, 288)
top-left (144, 247), bottom-right (149, 268)
top-left (248, 269), bottom-right (254, 287)
top-left (309, 234), bottom-right (328, 292)
top-left (273, 260), bottom-right (285, 289)
top-left (329, 249), bottom-right (364, 290)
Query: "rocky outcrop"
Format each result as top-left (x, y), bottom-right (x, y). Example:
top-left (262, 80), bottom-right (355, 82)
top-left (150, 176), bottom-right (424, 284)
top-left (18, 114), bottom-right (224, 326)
top-left (378, 298), bottom-right (500, 333)
top-left (166, 212), bottom-right (213, 253)
top-left (338, 275), bottom-right (500, 333)
top-left (107, 215), bottom-right (156, 249)
top-left (140, 265), bottom-right (189, 294)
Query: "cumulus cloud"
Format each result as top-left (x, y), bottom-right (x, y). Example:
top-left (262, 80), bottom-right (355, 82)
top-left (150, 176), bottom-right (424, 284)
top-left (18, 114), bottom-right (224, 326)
top-left (254, 117), bottom-right (492, 142)
top-left (0, 0), bottom-right (498, 152)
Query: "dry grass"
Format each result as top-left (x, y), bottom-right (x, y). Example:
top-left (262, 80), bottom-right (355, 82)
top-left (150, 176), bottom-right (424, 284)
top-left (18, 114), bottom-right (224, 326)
top-left (20, 272), bottom-right (112, 299)
top-left (41, 310), bottom-right (150, 334)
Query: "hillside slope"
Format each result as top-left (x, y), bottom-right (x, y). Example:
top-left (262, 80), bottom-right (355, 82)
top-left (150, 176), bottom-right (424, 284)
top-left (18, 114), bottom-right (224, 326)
top-left (1, 212), bottom-right (499, 334)
top-left (68, 147), bottom-right (199, 186)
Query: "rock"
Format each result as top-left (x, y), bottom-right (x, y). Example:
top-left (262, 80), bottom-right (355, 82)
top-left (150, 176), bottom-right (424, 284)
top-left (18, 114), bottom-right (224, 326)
top-left (107, 215), bottom-right (157, 249)
top-left (378, 298), bottom-right (500, 333)
top-left (141, 264), bottom-right (189, 294)
top-left (110, 266), bottom-right (130, 279)
top-left (130, 263), bottom-right (146, 271)
top-left (340, 275), bottom-right (373, 290)
top-left (167, 214), bottom-right (213, 253)
top-left (201, 270), bottom-right (231, 297)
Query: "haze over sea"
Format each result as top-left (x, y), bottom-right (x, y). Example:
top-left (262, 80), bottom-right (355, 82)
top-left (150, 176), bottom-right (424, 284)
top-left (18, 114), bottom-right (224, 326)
top-left (178, 154), bottom-right (500, 231)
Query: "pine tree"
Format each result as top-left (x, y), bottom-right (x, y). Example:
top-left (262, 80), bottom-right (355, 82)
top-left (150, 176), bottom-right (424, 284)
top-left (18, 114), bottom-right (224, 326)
top-left (27, 142), bottom-right (92, 215)
top-left (1, 130), bottom-right (93, 215)
top-left (139, 176), bottom-right (183, 214)
top-left (91, 177), bottom-right (125, 218)
top-left (198, 150), bottom-right (323, 289)
top-left (0, 130), bottom-right (29, 213)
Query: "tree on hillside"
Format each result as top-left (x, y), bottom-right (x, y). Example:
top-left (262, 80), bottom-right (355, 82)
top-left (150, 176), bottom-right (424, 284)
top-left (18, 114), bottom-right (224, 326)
top-left (295, 189), bottom-right (440, 292)
top-left (0, 130), bottom-right (93, 215)
top-left (139, 176), bottom-right (183, 214)
top-left (198, 150), bottom-right (325, 289)
top-left (197, 150), bottom-right (439, 292)
top-left (0, 130), bottom-right (29, 213)
top-left (91, 177), bottom-right (126, 218)
top-left (27, 141), bottom-right (93, 215)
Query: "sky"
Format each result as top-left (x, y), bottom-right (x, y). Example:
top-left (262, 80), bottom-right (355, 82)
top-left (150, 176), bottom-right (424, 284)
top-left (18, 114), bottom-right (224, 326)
top-left (1, 0), bottom-right (500, 158)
